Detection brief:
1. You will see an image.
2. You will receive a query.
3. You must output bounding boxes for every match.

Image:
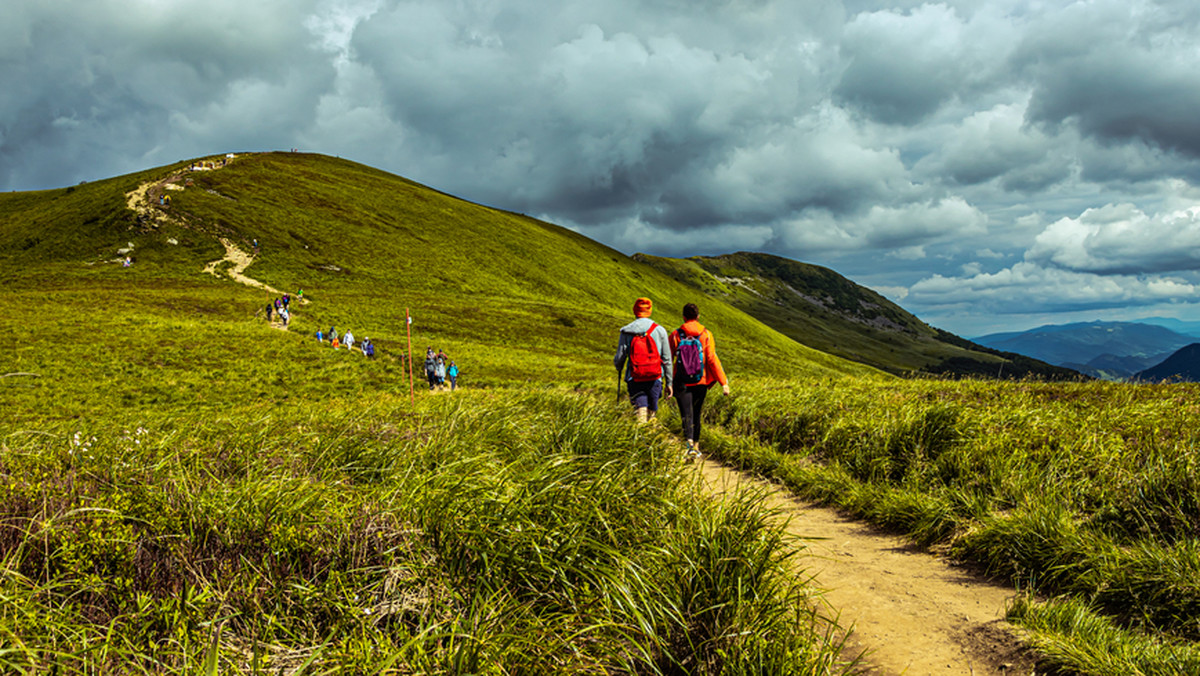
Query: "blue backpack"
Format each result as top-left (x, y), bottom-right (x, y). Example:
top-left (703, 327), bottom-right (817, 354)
top-left (675, 329), bottom-right (705, 385)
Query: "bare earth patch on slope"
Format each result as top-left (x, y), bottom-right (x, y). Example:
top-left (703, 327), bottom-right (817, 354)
top-left (697, 459), bottom-right (1042, 676)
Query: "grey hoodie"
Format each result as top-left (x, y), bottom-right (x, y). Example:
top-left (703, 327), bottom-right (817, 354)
top-left (614, 317), bottom-right (673, 383)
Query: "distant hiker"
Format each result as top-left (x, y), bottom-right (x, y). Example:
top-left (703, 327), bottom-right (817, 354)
top-left (614, 297), bottom-right (673, 424)
top-left (363, 338), bottom-right (375, 358)
top-left (436, 348), bottom-right (449, 365)
top-left (265, 303), bottom-right (273, 322)
top-left (435, 359), bottom-right (447, 390)
top-left (331, 335), bottom-right (341, 349)
top-left (669, 303), bottom-right (729, 459)
top-left (316, 329), bottom-right (324, 342)
top-left (280, 307), bottom-right (289, 326)
top-left (297, 289), bottom-right (303, 300)
top-left (274, 298), bottom-right (282, 312)
top-left (344, 330), bottom-right (355, 351)
top-left (329, 327), bottom-right (338, 343)
top-left (123, 256), bottom-right (132, 268)
top-left (282, 294), bottom-right (290, 309)
top-left (424, 347), bottom-right (438, 390)
top-left (447, 361), bottom-right (459, 391)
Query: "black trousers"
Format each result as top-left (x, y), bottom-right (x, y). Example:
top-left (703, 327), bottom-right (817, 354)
top-left (674, 381), bottom-right (710, 442)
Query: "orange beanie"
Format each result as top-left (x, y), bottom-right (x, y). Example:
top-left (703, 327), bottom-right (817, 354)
top-left (633, 297), bottom-right (653, 318)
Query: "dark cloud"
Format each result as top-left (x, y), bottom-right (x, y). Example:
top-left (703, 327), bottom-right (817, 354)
top-left (833, 3), bottom-right (1016, 125)
top-left (5, 0), bottom-right (1200, 335)
top-left (1017, 1), bottom-right (1200, 158)
top-left (834, 5), bottom-right (965, 124)
top-left (907, 262), bottom-right (1200, 315)
top-left (0, 0), bottom-right (336, 188)
top-left (912, 103), bottom-right (1076, 192)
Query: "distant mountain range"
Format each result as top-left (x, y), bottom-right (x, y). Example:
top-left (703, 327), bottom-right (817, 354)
top-left (973, 321), bottom-right (1200, 379)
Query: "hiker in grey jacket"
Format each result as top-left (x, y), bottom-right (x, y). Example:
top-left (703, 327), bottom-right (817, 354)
top-left (613, 297), bottom-right (673, 423)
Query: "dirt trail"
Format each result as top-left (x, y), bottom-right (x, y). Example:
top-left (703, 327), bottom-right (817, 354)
top-left (124, 156), bottom-right (229, 228)
top-left (203, 238), bottom-right (280, 294)
top-left (697, 460), bottom-right (1038, 676)
top-left (123, 155), bottom-right (307, 307)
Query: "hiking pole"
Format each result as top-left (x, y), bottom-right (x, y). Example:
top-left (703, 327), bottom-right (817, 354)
top-left (616, 370), bottom-right (622, 404)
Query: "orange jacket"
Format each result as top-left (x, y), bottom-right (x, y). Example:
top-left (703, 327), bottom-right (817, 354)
top-left (668, 320), bottom-right (728, 388)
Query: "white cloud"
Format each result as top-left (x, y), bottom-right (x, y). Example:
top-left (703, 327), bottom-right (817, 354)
top-left (889, 246), bottom-right (927, 260)
top-left (1026, 202), bottom-right (1200, 274)
top-left (779, 196), bottom-right (987, 253)
top-left (869, 284), bottom-right (910, 302)
top-left (568, 216), bottom-right (775, 258)
top-left (908, 261), bottom-right (1199, 313)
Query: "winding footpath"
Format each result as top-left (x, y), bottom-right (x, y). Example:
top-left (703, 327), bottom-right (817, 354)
top-left (202, 238), bottom-right (282, 295)
top-left (698, 460), bottom-right (1039, 675)
top-left (124, 156), bottom-right (306, 304)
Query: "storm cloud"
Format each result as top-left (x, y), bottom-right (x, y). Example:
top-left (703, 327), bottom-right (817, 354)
top-left (4, 0), bottom-right (1200, 335)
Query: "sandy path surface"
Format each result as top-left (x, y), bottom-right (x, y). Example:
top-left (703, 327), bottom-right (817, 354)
top-left (697, 459), bottom-right (1038, 675)
top-left (120, 155), bottom-right (306, 307)
top-left (203, 238), bottom-right (280, 294)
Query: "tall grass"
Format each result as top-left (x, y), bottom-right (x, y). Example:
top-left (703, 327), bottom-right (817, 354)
top-left (0, 389), bottom-right (853, 674)
top-left (703, 376), bottom-right (1200, 673)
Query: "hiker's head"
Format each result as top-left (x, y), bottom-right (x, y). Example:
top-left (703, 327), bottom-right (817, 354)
top-left (633, 297), bottom-right (653, 318)
top-left (683, 303), bottom-right (699, 321)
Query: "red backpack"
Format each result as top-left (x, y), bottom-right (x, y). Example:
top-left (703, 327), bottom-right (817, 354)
top-left (628, 323), bottom-right (663, 382)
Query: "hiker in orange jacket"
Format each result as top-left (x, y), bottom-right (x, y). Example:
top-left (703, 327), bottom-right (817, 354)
top-left (669, 302), bottom-right (729, 458)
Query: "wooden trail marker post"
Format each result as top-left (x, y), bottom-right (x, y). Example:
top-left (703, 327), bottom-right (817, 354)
top-left (406, 308), bottom-right (415, 406)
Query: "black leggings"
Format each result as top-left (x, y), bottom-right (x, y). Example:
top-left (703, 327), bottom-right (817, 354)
top-left (674, 381), bottom-right (710, 442)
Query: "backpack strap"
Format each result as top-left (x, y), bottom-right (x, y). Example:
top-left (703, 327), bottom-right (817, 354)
top-left (646, 322), bottom-right (658, 336)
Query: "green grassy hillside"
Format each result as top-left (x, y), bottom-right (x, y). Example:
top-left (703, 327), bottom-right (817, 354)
top-left (4, 151), bottom-right (1195, 675)
top-left (0, 153), bottom-right (871, 673)
top-left (634, 251), bottom-right (1079, 378)
top-left (1, 152), bottom-right (875, 422)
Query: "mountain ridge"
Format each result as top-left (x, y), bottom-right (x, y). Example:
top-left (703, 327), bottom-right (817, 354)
top-left (634, 251), bottom-right (1078, 378)
top-left (1133, 343), bottom-right (1200, 383)
top-left (973, 320), bottom-right (1196, 379)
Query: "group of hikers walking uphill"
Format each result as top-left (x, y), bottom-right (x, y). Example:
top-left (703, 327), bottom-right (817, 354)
top-left (613, 297), bottom-right (730, 460)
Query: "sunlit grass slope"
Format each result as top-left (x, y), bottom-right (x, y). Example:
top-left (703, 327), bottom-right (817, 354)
top-left (0, 153), bottom-right (869, 672)
top-left (1, 152), bottom-right (875, 422)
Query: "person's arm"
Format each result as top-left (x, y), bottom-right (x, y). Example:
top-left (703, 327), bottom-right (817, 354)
top-left (705, 330), bottom-right (730, 394)
top-left (656, 326), bottom-right (673, 397)
top-left (613, 332), bottom-right (630, 372)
